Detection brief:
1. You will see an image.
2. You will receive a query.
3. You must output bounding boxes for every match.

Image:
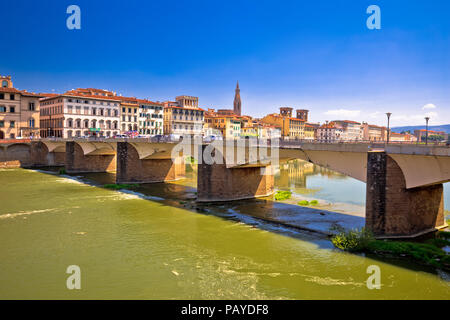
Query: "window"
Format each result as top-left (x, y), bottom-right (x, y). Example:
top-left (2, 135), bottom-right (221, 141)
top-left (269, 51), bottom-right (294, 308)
top-left (1, 80), bottom-right (8, 88)
top-left (0, 120), bottom-right (4, 127)
top-left (9, 106), bottom-right (15, 113)
top-left (29, 102), bottom-right (35, 111)
top-left (10, 121), bottom-right (15, 128)
top-left (29, 119), bottom-right (35, 128)
top-left (9, 94), bottom-right (15, 100)
top-left (0, 93), bottom-right (4, 99)
top-left (0, 106), bottom-right (5, 112)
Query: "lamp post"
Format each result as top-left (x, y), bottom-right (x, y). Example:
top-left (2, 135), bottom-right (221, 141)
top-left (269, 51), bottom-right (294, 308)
top-left (386, 112), bottom-right (392, 144)
top-left (425, 116), bottom-right (430, 145)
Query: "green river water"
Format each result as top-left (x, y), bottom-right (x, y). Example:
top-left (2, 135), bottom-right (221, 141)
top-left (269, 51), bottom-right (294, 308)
top-left (0, 162), bottom-right (449, 299)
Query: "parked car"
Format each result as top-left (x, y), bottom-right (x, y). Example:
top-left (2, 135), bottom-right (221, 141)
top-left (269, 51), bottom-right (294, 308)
top-left (113, 134), bottom-right (128, 139)
top-left (204, 135), bottom-right (223, 143)
top-left (168, 134), bottom-right (181, 142)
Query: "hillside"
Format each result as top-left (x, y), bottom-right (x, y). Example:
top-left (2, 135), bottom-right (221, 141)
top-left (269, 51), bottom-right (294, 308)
top-left (391, 124), bottom-right (450, 134)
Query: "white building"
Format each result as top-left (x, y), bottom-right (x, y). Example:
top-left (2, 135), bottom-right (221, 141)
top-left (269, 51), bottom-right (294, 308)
top-left (333, 120), bottom-right (363, 141)
top-left (138, 99), bottom-right (164, 135)
top-left (317, 122), bottom-right (343, 142)
top-left (40, 91), bottom-right (120, 138)
top-left (163, 96), bottom-right (205, 136)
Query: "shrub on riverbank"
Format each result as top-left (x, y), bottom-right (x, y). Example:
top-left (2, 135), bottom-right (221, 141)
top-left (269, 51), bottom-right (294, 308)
top-left (330, 228), bottom-right (450, 271)
top-left (274, 190), bottom-right (291, 201)
top-left (103, 183), bottom-right (139, 190)
top-left (310, 200), bottom-right (319, 206)
top-left (58, 168), bottom-right (66, 175)
top-left (298, 200), bottom-right (309, 206)
top-left (331, 227), bottom-right (374, 251)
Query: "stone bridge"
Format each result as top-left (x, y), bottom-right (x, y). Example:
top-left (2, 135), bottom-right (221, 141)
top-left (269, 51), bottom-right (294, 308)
top-left (1, 138), bottom-right (449, 238)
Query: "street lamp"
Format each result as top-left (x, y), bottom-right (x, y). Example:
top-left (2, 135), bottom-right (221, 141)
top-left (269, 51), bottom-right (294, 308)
top-left (386, 112), bottom-right (392, 144)
top-left (425, 116), bottom-right (430, 145)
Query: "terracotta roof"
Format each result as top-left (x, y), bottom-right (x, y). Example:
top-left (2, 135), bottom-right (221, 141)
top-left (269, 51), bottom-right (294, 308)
top-left (164, 105), bottom-right (205, 111)
top-left (41, 91), bottom-right (122, 102)
top-left (136, 98), bottom-right (163, 106)
top-left (0, 87), bottom-right (43, 97)
top-left (333, 120), bottom-right (361, 125)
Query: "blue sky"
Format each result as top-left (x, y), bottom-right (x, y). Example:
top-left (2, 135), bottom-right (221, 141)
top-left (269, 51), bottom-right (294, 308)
top-left (1, 0), bottom-right (449, 126)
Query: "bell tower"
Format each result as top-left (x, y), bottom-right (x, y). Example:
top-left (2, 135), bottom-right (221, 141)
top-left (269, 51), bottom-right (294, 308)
top-left (233, 81), bottom-right (241, 116)
top-left (1, 75), bottom-right (13, 88)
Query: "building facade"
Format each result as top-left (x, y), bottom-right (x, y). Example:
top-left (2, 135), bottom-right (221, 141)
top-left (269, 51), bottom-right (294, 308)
top-left (261, 107), bottom-right (308, 139)
top-left (118, 97), bottom-right (139, 134)
top-left (362, 123), bottom-right (386, 142)
top-left (204, 112), bottom-right (242, 139)
top-left (333, 120), bottom-right (363, 141)
top-left (317, 122), bottom-right (343, 142)
top-left (414, 129), bottom-right (448, 142)
top-left (40, 92), bottom-right (120, 138)
top-left (163, 96), bottom-right (204, 136)
top-left (138, 99), bottom-right (164, 135)
top-left (0, 76), bottom-right (41, 139)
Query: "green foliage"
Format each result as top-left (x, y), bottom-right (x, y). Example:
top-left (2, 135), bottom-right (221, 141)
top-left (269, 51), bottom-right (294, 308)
top-left (103, 183), bottom-right (139, 190)
top-left (331, 228), bottom-right (450, 271)
top-left (310, 200), bottom-right (319, 206)
top-left (437, 231), bottom-right (450, 240)
top-left (274, 190), bottom-right (291, 201)
top-left (365, 240), bottom-right (449, 270)
top-left (58, 168), bottom-right (66, 175)
top-left (428, 134), bottom-right (445, 141)
top-left (331, 228), bottom-right (374, 251)
top-left (185, 156), bottom-right (196, 164)
top-left (298, 200), bottom-right (309, 206)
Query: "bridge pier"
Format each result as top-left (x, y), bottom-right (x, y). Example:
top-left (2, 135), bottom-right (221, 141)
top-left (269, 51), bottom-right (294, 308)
top-left (66, 141), bottom-right (116, 173)
top-left (116, 142), bottom-right (185, 184)
top-left (197, 146), bottom-right (274, 202)
top-left (30, 142), bottom-right (65, 167)
top-left (366, 151), bottom-right (446, 238)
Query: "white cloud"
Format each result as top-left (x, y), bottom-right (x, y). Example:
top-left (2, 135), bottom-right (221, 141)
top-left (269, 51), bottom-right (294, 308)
top-left (368, 111), bottom-right (381, 119)
top-left (323, 109), bottom-right (361, 118)
top-left (422, 103), bottom-right (436, 110)
top-left (390, 111), bottom-right (439, 126)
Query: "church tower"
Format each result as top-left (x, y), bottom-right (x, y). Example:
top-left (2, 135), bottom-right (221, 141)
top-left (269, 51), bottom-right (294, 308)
top-left (1, 75), bottom-right (13, 88)
top-left (233, 81), bottom-right (241, 116)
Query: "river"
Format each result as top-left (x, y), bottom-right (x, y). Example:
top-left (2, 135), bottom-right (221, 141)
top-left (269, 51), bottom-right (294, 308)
top-left (0, 161), bottom-right (448, 299)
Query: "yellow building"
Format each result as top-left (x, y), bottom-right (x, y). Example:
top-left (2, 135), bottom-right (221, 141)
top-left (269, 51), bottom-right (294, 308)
top-left (204, 113), bottom-right (241, 139)
top-left (118, 97), bottom-right (139, 133)
top-left (261, 107), bottom-right (308, 139)
top-left (240, 126), bottom-right (258, 138)
top-left (0, 75), bottom-right (41, 139)
top-left (304, 124), bottom-right (315, 140)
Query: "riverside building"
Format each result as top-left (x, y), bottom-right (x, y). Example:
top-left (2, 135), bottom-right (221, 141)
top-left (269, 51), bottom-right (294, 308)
top-left (261, 107), bottom-right (308, 140)
top-left (39, 90), bottom-right (120, 138)
top-left (163, 96), bottom-right (204, 136)
top-left (138, 99), bottom-right (164, 135)
top-left (0, 75), bottom-right (41, 139)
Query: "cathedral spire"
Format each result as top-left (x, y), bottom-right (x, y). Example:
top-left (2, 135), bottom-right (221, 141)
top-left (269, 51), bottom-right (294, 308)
top-left (233, 81), bottom-right (241, 116)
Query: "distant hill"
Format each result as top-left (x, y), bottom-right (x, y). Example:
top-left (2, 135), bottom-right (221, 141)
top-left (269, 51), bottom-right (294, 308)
top-left (391, 124), bottom-right (450, 134)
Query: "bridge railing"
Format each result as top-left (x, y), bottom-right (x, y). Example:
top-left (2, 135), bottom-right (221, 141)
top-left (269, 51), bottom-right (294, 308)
top-left (12, 136), bottom-right (449, 148)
